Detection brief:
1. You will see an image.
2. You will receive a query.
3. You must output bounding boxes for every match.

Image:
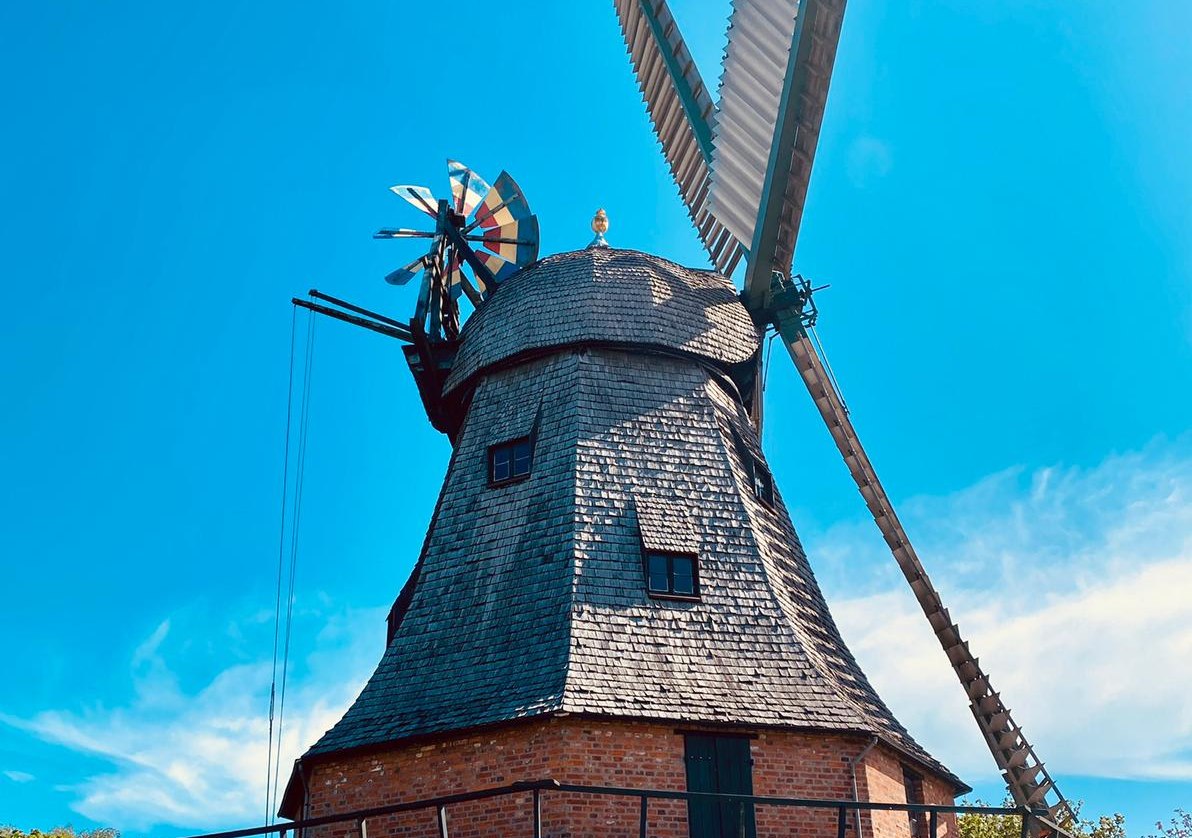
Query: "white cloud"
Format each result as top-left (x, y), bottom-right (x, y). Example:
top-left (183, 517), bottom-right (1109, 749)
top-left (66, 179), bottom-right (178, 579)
top-left (813, 436), bottom-right (1192, 785)
top-left (8, 605), bottom-right (385, 832)
top-left (4, 770), bottom-right (35, 783)
top-left (13, 437), bottom-right (1191, 829)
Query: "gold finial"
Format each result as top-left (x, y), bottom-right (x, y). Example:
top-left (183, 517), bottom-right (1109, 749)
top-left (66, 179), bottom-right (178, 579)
top-left (591, 208), bottom-right (609, 235)
top-left (589, 208), bottom-right (609, 247)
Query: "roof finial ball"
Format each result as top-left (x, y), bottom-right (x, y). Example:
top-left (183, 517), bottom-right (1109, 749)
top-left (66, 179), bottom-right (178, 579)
top-left (589, 208), bottom-right (610, 247)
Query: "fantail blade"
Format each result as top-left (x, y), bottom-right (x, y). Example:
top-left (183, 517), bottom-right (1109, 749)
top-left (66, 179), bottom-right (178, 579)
top-left (389, 185), bottom-right (438, 217)
top-left (447, 160), bottom-right (492, 217)
top-left (384, 255), bottom-right (427, 286)
top-left (473, 171), bottom-right (532, 230)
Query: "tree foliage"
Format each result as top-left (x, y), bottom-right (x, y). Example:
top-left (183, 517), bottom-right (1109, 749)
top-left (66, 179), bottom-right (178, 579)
top-left (958, 799), bottom-right (1125, 838)
top-left (1144, 809), bottom-right (1191, 838)
top-left (0, 828), bottom-right (119, 838)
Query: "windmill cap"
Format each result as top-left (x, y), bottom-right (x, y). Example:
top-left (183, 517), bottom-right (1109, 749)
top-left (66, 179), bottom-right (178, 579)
top-left (444, 247), bottom-right (760, 396)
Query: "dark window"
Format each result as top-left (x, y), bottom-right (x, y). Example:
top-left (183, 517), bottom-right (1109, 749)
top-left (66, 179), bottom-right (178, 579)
top-left (489, 436), bottom-right (532, 485)
top-left (728, 425), bottom-right (774, 508)
top-left (645, 551), bottom-right (699, 598)
top-left (750, 456), bottom-right (773, 507)
top-left (684, 734), bottom-right (756, 838)
top-left (902, 765), bottom-right (927, 838)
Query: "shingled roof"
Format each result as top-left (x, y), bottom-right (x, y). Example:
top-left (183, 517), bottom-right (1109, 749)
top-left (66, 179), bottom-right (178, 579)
top-left (445, 247), bottom-right (759, 394)
top-left (301, 247), bottom-right (964, 792)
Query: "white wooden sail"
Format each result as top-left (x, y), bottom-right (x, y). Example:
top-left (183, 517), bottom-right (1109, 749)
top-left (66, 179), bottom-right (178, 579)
top-left (613, 0), bottom-right (744, 274)
top-left (707, 0), bottom-right (800, 252)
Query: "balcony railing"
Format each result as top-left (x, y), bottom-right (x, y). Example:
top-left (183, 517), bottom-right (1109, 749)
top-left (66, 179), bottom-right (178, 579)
top-left (185, 779), bottom-right (1073, 838)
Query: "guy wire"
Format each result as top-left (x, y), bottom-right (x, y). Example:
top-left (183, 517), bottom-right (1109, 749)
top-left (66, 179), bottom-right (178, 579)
top-left (265, 308), bottom-right (298, 824)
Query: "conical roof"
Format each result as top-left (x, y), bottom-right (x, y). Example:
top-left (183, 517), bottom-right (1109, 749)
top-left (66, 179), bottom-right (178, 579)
top-left (304, 248), bottom-right (963, 791)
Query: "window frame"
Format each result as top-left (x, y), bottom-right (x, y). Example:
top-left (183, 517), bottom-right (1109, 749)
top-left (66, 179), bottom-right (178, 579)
top-left (488, 435), bottom-right (533, 486)
top-left (750, 455), bottom-right (774, 508)
top-left (728, 424), bottom-right (775, 509)
top-left (643, 549), bottom-right (701, 601)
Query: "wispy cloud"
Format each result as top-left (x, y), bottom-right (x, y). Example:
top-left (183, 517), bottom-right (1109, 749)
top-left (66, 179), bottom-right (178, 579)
top-left (11, 437), bottom-right (1190, 829)
top-left (813, 436), bottom-right (1192, 784)
top-left (7, 605), bottom-right (385, 831)
top-left (4, 769), bottom-right (35, 783)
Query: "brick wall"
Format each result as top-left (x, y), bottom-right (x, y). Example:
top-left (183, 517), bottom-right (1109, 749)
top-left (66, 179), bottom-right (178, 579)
top-left (298, 717), bottom-right (958, 838)
top-left (861, 745), bottom-right (957, 838)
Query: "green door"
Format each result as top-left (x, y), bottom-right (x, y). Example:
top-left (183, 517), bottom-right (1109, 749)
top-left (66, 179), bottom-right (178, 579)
top-left (684, 734), bottom-right (757, 838)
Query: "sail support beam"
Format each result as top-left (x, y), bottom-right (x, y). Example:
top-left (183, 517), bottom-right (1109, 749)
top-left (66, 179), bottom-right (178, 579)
top-left (634, 0), bottom-right (715, 164)
top-left (764, 273), bottom-right (1073, 827)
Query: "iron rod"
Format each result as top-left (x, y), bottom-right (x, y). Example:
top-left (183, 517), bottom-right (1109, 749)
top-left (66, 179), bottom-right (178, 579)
top-left (374, 229), bottom-right (435, 238)
top-left (532, 788), bottom-right (542, 838)
top-left (837, 807), bottom-right (847, 838)
top-left (308, 290), bottom-right (409, 330)
top-left (291, 299), bottom-right (412, 344)
top-left (437, 805), bottom-right (449, 838)
top-left (638, 795), bottom-right (648, 838)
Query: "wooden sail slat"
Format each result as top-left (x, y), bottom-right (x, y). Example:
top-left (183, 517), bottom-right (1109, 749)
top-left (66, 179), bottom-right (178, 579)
top-left (612, 0), bottom-right (744, 272)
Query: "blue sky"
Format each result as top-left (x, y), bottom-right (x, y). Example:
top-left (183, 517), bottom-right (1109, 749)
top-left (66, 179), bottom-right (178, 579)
top-left (0, 0), bottom-right (1188, 835)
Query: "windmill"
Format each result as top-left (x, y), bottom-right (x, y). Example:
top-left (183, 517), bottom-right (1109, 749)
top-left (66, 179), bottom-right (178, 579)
top-left (264, 1), bottom-right (1077, 836)
top-left (612, 0), bottom-right (1072, 825)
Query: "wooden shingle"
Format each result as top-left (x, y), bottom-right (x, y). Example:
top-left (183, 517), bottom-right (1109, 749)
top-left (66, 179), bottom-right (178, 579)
top-left (305, 248), bottom-right (959, 789)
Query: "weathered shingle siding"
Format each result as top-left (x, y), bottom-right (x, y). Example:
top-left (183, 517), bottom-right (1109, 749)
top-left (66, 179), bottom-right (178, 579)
top-left (707, 376), bottom-right (956, 781)
top-left (308, 355), bottom-right (582, 755)
top-left (565, 349), bottom-right (856, 726)
top-left (306, 248), bottom-right (958, 788)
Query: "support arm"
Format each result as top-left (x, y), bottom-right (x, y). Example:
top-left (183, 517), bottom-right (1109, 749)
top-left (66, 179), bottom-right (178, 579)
top-left (766, 275), bottom-right (1072, 826)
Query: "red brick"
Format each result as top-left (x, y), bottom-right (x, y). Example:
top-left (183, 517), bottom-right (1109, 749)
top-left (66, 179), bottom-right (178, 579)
top-left (296, 718), bottom-right (957, 838)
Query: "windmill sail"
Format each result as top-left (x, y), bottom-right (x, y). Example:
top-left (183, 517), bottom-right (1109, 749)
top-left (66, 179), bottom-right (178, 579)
top-left (767, 281), bottom-right (1072, 825)
top-left (710, 0), bottom-right (847, 308)
top-left (613, 0), bottom-right (1075, 823)
top-left (708, 0), bottom-right (800, 248)
top-left (613, 0), bottom-right (743, 275)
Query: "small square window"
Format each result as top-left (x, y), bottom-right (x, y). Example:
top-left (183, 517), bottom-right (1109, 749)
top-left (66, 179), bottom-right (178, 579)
top-left (644, 551), bottom-right (700, 599)
top-left (489, 436), bottom-right (533, 485)
top-left (751, 457), bottom-right (774, 507)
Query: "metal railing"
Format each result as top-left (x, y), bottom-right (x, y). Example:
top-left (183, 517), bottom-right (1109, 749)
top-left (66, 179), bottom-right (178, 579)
top-left (186, 779), bottom-right (1073, 838)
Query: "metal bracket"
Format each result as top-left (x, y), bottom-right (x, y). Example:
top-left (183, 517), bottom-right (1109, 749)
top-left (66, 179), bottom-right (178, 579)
top-left (764, 270), bottom-right (827, 332)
